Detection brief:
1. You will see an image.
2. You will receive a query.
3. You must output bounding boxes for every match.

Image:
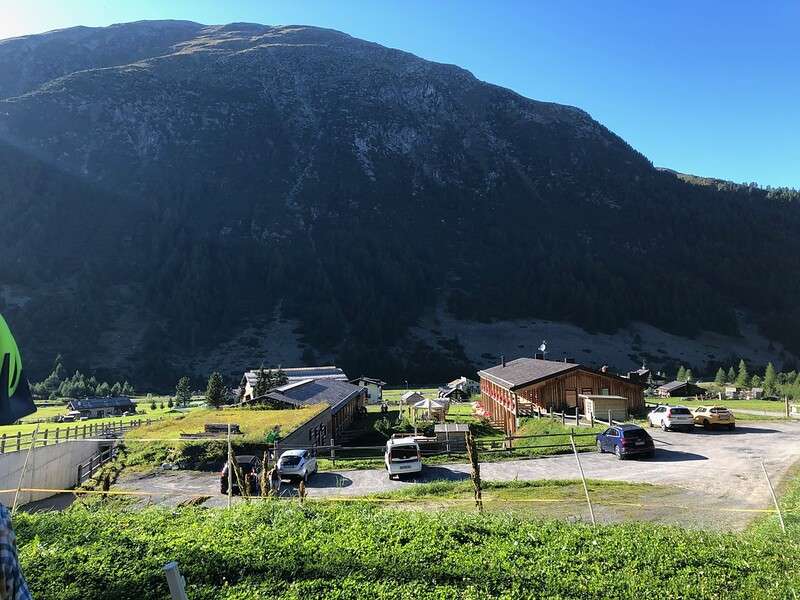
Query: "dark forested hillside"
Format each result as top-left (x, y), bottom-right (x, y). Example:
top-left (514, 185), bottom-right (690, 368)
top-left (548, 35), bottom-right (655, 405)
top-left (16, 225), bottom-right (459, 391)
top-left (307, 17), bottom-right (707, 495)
top-left (0, 21), bottom-right (798, 386)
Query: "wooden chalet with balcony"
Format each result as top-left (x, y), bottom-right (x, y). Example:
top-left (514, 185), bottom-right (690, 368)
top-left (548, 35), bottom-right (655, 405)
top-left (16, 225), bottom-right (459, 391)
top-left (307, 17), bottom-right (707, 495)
top-left (477, 357), bottom-right (645, 435)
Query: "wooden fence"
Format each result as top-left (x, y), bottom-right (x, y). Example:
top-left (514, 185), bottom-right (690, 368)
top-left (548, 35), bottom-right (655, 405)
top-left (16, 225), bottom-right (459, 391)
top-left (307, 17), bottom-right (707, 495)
top-left (0, 418), bottom-right (159, 455)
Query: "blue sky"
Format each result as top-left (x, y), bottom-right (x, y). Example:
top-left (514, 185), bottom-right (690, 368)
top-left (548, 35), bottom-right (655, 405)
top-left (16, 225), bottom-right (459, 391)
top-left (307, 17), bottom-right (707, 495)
top-left (2, 0), bottom-right (798, 187)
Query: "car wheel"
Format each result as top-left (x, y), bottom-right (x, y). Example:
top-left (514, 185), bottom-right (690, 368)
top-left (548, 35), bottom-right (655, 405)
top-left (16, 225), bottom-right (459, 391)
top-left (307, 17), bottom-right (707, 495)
top-left (597, 440), bottom-right (603, 453)
top-left (703, 419), bottom-right (710, 429)
top-left (728, 423), bottom-right (735, 431)
top-left (661, 422), bottom-right (668, 431)
top-left (615, 446), bottom-right (623, 460)
top-left (647, 450), bottom-right (655, 459)
top-left (302, 472), bottom-right (308, 484)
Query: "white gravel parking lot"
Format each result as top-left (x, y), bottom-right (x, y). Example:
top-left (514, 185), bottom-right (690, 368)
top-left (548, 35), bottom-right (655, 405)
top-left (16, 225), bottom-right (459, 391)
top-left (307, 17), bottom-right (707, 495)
top-left (114, 421), bottom-right (800, 527)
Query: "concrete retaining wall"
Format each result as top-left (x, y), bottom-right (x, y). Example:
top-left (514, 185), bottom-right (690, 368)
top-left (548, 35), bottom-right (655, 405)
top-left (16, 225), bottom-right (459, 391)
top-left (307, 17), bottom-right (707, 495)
top-left (0, 439), bottom-right (106, 506)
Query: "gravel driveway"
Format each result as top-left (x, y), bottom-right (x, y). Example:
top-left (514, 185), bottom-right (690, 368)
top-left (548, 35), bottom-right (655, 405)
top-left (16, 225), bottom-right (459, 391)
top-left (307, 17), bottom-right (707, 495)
top-left (115, 421), bottom-right (800, 522)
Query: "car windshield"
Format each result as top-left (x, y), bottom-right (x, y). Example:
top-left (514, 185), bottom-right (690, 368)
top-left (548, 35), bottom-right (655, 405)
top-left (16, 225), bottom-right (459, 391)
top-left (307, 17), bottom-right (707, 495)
top-left (670, 408), bottom-right (691, 415)
top-left (622, 429), bottom-right (647, 439)
top-left (390, 445), bottom-right (418, 460)
top-left (281, 456), bottom-right (302, 466)
top-left (237, 461), bottom-right (257, 473)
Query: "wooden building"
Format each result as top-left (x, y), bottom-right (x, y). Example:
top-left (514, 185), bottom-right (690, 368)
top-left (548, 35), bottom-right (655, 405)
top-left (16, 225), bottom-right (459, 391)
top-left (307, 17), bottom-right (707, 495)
top-left (477, 358), bottom-right (645, 435)
top-left (261, 379), bottom-right (366, 438)
top-left (655, 380), bottom-right (705, 397)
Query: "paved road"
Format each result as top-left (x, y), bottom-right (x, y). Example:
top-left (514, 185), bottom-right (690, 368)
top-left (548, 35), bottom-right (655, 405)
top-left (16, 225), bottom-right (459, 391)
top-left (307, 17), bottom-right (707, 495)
top-left (115, 421), bottom-right (800, 514)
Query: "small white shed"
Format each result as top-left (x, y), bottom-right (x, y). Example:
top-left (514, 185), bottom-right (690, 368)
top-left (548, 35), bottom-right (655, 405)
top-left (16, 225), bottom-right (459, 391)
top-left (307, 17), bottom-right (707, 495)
top-left (581, 394), bottom-right (629, 422)
top-left (401, 391), bottom-right (425, 406)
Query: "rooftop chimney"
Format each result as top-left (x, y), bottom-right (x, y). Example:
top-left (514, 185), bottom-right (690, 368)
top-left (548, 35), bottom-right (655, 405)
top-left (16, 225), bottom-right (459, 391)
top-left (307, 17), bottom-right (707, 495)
top-left (501, 355), bottom-right (506, 368)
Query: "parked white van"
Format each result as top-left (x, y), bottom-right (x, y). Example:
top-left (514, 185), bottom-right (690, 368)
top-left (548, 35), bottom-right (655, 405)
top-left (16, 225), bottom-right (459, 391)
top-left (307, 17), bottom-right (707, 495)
top-left (385, 436), bottom-right (422, 480)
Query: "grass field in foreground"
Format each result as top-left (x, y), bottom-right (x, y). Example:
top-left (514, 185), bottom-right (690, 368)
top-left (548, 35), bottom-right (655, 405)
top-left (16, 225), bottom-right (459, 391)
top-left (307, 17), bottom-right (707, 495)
top-left (14, 490), bottom-right (799, 599)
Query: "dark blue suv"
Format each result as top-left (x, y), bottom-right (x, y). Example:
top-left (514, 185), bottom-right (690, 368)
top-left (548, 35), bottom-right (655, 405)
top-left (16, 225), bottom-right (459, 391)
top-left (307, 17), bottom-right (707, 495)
top-left (596, 424), bottom-right (655, 460)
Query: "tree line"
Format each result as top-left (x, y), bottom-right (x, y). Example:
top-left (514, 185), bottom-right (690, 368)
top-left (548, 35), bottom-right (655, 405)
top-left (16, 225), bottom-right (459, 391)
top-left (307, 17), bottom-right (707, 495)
top-left (30, 355), bottom-right (135, 400)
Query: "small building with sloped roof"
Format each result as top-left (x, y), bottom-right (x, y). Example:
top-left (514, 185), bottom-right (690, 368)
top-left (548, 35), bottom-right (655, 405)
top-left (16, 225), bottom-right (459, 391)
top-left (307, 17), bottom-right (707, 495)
top-left (67, 396), bottom-right (135, 419)
top-left (656, 381), bottom-right (705, 397)
top-left (262, 379), bottom-right (366, 437)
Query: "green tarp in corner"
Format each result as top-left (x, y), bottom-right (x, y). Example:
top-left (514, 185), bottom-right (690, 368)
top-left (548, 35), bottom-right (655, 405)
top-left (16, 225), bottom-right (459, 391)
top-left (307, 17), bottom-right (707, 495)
top-left (0, 313), bottom-right (35, 425)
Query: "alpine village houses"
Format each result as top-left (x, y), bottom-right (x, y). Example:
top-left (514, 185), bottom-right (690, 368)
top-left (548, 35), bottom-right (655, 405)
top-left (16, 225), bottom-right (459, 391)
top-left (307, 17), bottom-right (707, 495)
top-left (478, 357), bottom-right (645, 435)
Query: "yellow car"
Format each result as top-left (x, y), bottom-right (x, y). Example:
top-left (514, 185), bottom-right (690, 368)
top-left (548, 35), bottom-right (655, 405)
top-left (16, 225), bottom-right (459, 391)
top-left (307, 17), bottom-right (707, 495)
top-left (692, 406), bottom-right (736, 430)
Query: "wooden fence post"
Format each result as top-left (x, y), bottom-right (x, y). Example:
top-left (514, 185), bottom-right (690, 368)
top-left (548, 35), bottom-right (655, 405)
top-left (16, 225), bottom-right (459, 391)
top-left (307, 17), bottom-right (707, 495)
top-left (15, 432), bottom-right (20, 452)
top-left (55, 429), bottom-right (60, 444)
top-left (561, 412), bottom-right (565, 427)
top-left (466, 431), bottom-right (483, 513)
top-left (762, 460), bottom-right (786, 533)
top-left (330, 437), bottom-right (336, 467)
top-left (570, 433), bottom-right (596, 525)
top-left (76, 464), bottom-right (83, 486)
top-left (0, 433), bottom-right (5, 454)
top-left (43, 428), bottom-right (48, 447)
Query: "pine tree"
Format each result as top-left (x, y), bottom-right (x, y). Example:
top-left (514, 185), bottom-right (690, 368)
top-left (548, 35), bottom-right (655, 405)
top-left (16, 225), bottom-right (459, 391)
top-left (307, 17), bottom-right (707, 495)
top-left (676, 366), bottom-right (686, 381)
top-left (685, 369), bottom-right (693, 382)
top-left (763, 362), bottom-right (777, 393)
top-left (274, 367), bottom-right (288, 387)
top-left (726, 366), bottom-right (736, 383)
top-left (175, 376), bottom-right (192, 407)
top-left (735, 359), bottom-right (749, 387)
top-left (751, 374), bottom-right (762, 388)
top-left (111, 382), bottom-right (122, 397)
top-left (206, 372), bottom-right (226, 408)
top-left (714, 368), bottom-right (726, 385)
top-left (254, 367), bottom-right (271, 398)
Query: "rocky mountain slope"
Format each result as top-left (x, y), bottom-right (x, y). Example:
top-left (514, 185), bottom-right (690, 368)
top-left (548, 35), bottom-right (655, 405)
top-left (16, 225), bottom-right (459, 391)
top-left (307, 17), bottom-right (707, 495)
top-left (1, 21), bottom-right (798, 386)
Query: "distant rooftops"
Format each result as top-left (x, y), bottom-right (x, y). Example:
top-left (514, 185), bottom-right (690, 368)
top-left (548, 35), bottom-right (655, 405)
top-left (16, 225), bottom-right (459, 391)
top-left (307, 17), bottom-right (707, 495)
top-left (67, 397), bottom-right (135, 410)
top-left (264, 378), bottom-right (363, 415)
top-left (243, 366), bottom-right (348, 386)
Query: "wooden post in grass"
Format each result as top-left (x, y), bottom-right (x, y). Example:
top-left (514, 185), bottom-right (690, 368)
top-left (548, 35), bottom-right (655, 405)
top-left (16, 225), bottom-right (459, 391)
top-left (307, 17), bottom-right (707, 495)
top-left (561, 412), bottom-right (565, 427)
top-left (330, 437), bottom-right (336, 467)
top-left (570, 432), bottom-right (596, 526)
top-left (227, 423), bottom-right (233, 509)
top-left (607, 409), bottom-right (612, 426)
top-left (465, 430), bottom-right (483, 514)
top-left (761, 460), bottom-right (786, 533)
top-left (786, 396), bottom-right (790, 419)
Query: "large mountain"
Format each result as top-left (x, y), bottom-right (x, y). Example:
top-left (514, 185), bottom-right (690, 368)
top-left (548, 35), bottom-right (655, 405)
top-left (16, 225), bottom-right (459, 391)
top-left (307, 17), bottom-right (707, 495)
top-left (1, 21), bottom-right (799, 387)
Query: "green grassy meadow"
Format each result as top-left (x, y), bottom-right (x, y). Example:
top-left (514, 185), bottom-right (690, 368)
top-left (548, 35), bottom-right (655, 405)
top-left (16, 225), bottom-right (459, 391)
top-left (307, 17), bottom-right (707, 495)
top-left (14, 483), bottom-right (800, 599)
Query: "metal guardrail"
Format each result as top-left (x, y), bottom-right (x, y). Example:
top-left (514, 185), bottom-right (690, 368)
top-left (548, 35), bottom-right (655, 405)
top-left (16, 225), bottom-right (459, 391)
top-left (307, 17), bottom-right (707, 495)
top-left (77, 446), bottom-right (117, 485)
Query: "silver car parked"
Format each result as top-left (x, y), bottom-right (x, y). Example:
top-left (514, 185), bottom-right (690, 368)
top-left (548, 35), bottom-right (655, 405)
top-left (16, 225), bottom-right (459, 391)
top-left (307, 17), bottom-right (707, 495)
top-left (277, 449), bottom-right (318, 483)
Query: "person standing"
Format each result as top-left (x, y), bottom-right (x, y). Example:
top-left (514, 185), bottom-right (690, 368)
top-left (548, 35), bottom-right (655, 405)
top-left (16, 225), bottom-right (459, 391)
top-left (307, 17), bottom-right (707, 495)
top-left (0, 503), bottom-right (32, 600)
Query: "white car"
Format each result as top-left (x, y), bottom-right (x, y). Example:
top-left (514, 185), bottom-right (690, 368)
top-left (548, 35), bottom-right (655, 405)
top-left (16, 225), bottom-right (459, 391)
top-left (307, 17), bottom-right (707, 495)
top-left (385, 437), bottom-right (422, 480)
top-left (648, 405), bottom-right (694, 432)
top-left (277, 449), bottom-right (317, 483)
